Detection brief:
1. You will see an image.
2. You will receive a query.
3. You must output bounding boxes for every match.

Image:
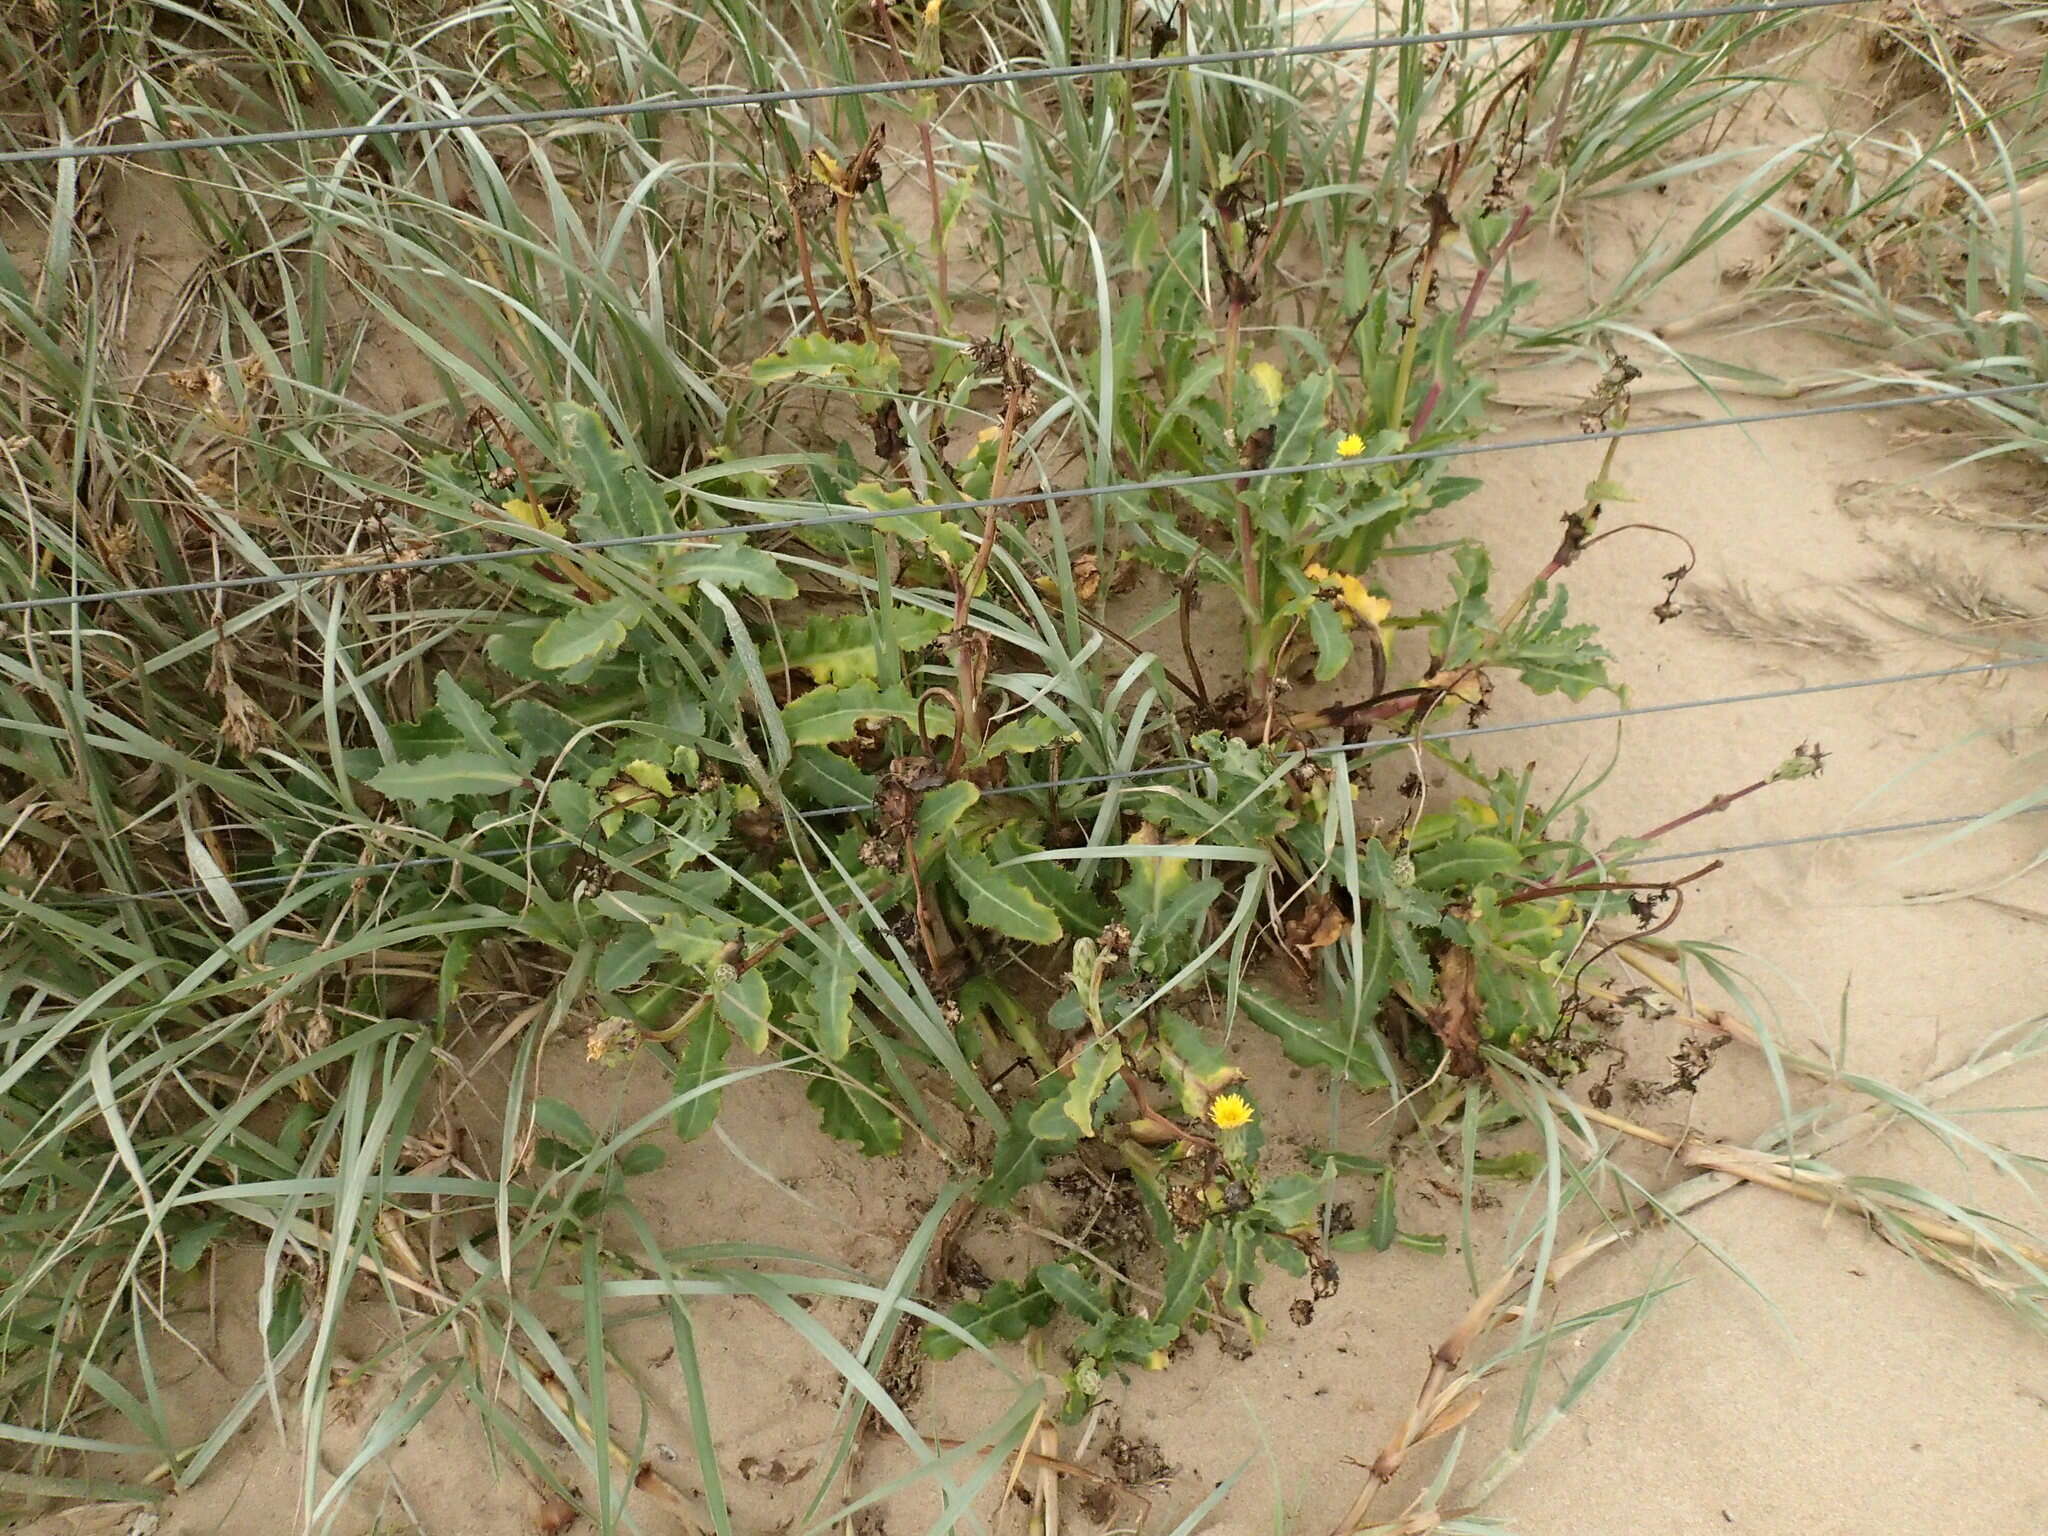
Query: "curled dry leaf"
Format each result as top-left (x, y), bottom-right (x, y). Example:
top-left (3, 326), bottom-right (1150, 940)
top-left (1425, 944), bottom-right (1483, 1076)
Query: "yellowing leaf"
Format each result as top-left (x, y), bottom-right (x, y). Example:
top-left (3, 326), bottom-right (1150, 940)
top-left (1248, 361), bottom-right (1284, 411)
top-left (1305, 561), bottom-right (1392, 627)
top-left (501, 498), bottom-right (565, 536)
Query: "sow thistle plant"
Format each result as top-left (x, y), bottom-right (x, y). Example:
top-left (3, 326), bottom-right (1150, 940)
top-left (355, 311), bottom-right (1674, 1420)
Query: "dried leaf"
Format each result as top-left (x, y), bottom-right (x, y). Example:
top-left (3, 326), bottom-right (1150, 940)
top-left (1426, 945), bottom-right (1484, 1076)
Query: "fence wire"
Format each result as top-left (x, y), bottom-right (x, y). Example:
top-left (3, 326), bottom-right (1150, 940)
top-left (0, 0), bottom-right (1871, 168)
top-left (47, 654), bottom-right (2043, 905)
top-left (5, 378), bottom-right (2041, 620)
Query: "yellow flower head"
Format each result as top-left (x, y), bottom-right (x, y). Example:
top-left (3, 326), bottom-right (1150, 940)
top-left (1303, 562), bottom-right (1393, 628)
top-left (1336, 432), bottom-right (1366, 458)
top-left (923, 0), bottom-right (941, 24)
top-left (1209, 1092), bottom-right (1255, 1132)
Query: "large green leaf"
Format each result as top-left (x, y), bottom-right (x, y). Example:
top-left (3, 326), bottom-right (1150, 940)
top-left (948, 848), bottom-right (1062, 944)
top-left (923, 1277), bottom-right (1055, 1361)
top-left (1238, 985), bottom-right (1388, 1090)
top-left (714, 968), bottom-right (773, 1052)
top-left (432, 671), bottom-right (519, 765)
top-left (368, 752), bottom-right (528, 804)
top-left (1425, 544), bottom-right (1493, 671)
top-left (781, 682), bottom-right (946, 747)
top-left (1414, 834), bottom-right (1525, 892)
top-left (561, 404), bottom-right (670, 541)
top-left (671, 1011), bottom-right (729, 1142)
top-left (772, 609), bottom-right (948, 686)
top-left (532, 596), bottom-right (636, 671)
top-left (1154, 1010), bottom-right (1242, 1119)
top-left (1157, 1222), bottom-right (1222, 1328)
top-left (992, 829), bottom-right (1111, 937)
top-left (751, 334), bottom-right (900, 392)
top-left (973, 713), bottom-right (1080, 763)
top-left (667, 543), bottom-right (797, 600)
top-left (1496, 585), bottom-right (1615, 699)
top-left (843, 482), bottom-right (978, 566)
top-left (1027, 1039), bottom-right (1123, 1139)
top-left (805, 1044), bottom-right (902, 1156)
top-left (1033, 1262), bottom-right (1113, 1327)
top-left (812, 952), bottom-right (855, 1061)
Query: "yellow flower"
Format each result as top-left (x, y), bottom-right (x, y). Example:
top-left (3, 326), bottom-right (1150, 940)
top-left (1336, 432), bottom-right (1366, 457)
top-left (923, 0), bottom-right (941, 23)
top-left (1304, 561), bottom-right (1393, 628)
top-left (1209, 1092), bottom-right (1255, 1132)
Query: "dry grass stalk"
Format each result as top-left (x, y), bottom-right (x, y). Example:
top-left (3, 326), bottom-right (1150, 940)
top-left (1686, 579), bottom-right (1878, 657)
top-left (1872, 545), bottom-right (2041, 627)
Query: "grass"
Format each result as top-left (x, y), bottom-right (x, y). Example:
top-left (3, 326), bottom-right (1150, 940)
top-left (1, 1), bottom-right (2046, 1532)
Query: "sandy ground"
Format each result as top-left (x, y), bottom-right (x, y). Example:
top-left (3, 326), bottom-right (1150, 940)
top-left (9, 13), bottom-right (2048, 1536)
top-left (29, 323), bottom-right (2043, 1536)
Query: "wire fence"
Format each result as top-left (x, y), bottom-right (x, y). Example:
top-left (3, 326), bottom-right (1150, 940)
top-left (5, 378), bottom-right (2042, 619)
top-left (1, 0), bottom-right (2041, 915)
top-left (0, 0), bottom-right (1871, 168)
top-left (55, 655), bottom-right (2045, 905)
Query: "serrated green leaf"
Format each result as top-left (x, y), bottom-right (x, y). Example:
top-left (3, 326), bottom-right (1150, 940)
top-left (773, 609), bottom-right (948, 686)
top-left (1158, 1222), bottom-right (1222, 1327)
top-left (532, 597), bottom-right (636, 671)
top-left (1118, 838), bottom-right (1222, 973)
top-left (924, 1277), bottom-right (1055, 1361)
top-left (781, 682), bottom-right (949, 747)
top-left (1497, 585), bottom-right (1615, 700)
top-left (915, 780), bottom-right (979, 850)
top-left (1426, 544), bottom-right (1493, 671)
top-left (949, 848), bottom-right (1062, 944)
top-left (1219, 1218), bottom-right (1264, 1340)
top-left (844, 482), bottom-right (978, 567)
top-left (714, 967), bottom-right (773, 1052)
top-left (1415, 833), bottom-right (1525, 891)
top-left (1056, 1039), bottom-right (1122, 1137)
top-left (974, 713), bottom-right (1081, 763)
top-left (1253, 1171), bottom-right (1328, 1233)
top-left (671, 1011), bottom-right (728, 1142)
top-left (595, 926), bottom-right (662, 992)
top-left (1032, 1262), bottom-right (1113, 1326)
top-left (650, 912), bottom-right (738, 968)
top-left (666, 543), bottom-right (797, 599)
top-left (751, 334), bottom-right (901, 392)
top-left (806, 1043), bottom-right (902, 1156)
top-left (368, 751), bottom-right (528, 804)
top-left (991, 829), bottom-right (1110, 936)
top-left (788, 745), bottom-right (877, 808)
top-left (1359, 840), bottom-right (1442, 927)
top-left (1239, 985), bottom-right (1388, 1090)
top-left (433, 671), bottom-right (519, 765)
top-left (1155, 1010), bottom-right (1242, 1118)
top-left (979, 1077), bottom-right (1081, 1207)
top-left (561, 404), bottom-right (670, 541)
top-left (1073, 1311), bottom-right (1179, 1367)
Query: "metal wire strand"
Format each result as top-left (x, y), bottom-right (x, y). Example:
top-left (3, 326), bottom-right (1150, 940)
top-left (0, 0), bottom-right (1870, 169)
top-left (5, 378), bottom-right (2042, 619)
top-left (55, 654), bottom-right (2045, 904)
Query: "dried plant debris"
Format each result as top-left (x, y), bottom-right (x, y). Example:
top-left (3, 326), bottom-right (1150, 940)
top-left (1872, 545), bottom-right (2042, 628)
top-left (1685, 579), bottom-right (1878, 657)
top-left (1836, 477), bottom-right (2048, 531)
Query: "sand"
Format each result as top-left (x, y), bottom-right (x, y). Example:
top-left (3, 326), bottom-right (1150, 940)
top-left (8, 11), bottom-right (2048, 1536)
